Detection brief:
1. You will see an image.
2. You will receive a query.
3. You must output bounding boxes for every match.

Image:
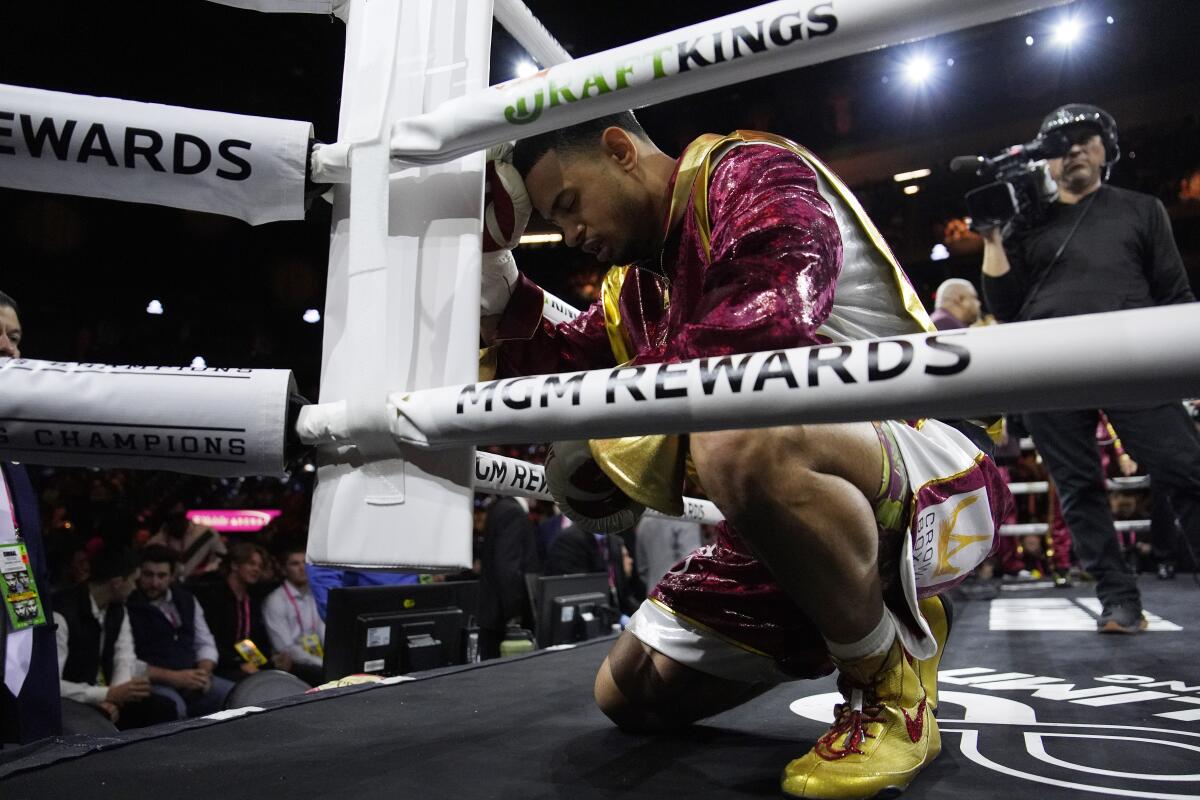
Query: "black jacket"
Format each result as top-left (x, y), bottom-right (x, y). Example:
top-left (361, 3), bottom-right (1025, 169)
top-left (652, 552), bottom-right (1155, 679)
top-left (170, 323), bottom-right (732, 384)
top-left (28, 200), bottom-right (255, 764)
top-left (477, 498), bottom-right (538, 632)
top-left (127, 585), bottom-right (199, 671)
top-left (984, 185), bottom-right (1193, 322)
top-left (1, 462), bottom-right (62, 743)
top-left (193, 580), bottom-right (273, 681)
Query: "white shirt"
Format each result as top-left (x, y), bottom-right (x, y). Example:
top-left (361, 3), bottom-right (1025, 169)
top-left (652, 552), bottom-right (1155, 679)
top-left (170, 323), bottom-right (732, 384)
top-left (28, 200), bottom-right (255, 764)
top-left (2, 467), bottom-right (34, 697)
top-left (147, 588), bottom-right (220, 666)
top-left (54, 594), bottom-right (144, 707)
top-left (262, 580), bottom-right (325, 668)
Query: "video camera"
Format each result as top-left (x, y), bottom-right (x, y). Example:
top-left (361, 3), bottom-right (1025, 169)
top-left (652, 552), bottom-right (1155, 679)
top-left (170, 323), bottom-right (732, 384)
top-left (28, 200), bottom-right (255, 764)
top-left (951, 131), bottom-right (1070, 232)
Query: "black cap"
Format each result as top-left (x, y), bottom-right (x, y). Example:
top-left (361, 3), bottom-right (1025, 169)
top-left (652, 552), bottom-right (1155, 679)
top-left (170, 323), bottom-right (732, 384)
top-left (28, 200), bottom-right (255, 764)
top-left (1039, 103), bottom-right (1120, 166)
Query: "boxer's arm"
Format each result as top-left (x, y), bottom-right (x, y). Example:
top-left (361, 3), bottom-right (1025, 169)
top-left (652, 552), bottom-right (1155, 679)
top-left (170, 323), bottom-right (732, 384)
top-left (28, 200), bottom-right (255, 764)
top-left (661, 145), bottom-right (842, 363)
top-left (490, 278), bottom-right (615, 377)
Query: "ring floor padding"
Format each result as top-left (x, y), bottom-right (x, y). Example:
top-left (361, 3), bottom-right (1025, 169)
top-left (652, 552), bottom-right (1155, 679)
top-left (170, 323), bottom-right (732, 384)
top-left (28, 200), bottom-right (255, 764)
top-left (2, 581), bottom-right (1198, 799)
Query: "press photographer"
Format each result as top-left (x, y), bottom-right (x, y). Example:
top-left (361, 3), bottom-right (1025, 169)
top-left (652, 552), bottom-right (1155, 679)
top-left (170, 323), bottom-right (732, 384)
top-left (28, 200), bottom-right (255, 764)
top-left (972, 103), bottom-right (1199, 634)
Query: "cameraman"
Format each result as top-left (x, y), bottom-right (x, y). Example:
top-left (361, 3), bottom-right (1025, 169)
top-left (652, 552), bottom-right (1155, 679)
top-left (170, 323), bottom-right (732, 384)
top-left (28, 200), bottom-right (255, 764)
top-left (981, 104), bottom-right (1199, 633)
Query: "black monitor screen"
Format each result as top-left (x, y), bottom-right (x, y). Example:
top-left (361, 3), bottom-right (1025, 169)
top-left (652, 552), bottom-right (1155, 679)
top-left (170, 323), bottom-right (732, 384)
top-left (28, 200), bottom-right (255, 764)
top-left (533, 573), bottom-right (612, 648)
top-left (323, 581), bottom-right (479, 681)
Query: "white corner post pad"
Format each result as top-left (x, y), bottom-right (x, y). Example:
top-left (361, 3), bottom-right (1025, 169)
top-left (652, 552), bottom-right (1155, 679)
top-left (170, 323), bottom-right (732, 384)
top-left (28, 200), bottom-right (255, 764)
top-left (0, 358), bottom-right (294, 477)
top-left (0, 83), bottom-right (312, 225)
top-left (305, 0), bottom-right (494, 573)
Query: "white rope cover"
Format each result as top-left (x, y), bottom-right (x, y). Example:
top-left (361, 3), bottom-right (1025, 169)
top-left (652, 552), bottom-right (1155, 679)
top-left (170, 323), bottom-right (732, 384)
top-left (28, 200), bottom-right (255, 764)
top-left (373, 0), bottom-right (1069, 167)
top-left (493, 0), bottom-right (572, 68)
top-left (474, 451), bottom-right (723, 524)
top-left (0, 83), bottom-right (312, 225)
top-left (0, 358), bottom-right (295, 477)
top-left (294, 305), bottom-right (1200, 450)
top-left (1008, 477), bottom-right (1152, 495)
top-left (1000, 520), bottom-right (1150, 537)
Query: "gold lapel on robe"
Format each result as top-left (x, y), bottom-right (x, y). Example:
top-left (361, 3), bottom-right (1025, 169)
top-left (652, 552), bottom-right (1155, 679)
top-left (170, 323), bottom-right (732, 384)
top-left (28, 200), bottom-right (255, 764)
top-left (585, 134), bottom-right (728, 517)
top-left (589, 131), bottom-right (932, 516)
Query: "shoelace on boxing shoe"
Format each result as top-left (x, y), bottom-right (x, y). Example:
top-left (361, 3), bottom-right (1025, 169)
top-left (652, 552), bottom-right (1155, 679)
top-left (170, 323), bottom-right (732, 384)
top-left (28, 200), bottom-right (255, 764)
top-left (814, 688), bottom-right (884, 760)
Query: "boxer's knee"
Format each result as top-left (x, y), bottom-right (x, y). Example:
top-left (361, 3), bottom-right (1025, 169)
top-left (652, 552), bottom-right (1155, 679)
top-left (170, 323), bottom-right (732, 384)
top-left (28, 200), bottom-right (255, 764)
top-left (594, 632), bottom-right (705, 734)
top-left (596, 631), bottom-right (774, 733)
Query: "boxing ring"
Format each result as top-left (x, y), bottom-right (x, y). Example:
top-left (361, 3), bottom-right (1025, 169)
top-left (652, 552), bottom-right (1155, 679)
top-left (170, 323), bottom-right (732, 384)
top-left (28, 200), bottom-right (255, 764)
top-left (3, 0), bottom-right (1200, 796)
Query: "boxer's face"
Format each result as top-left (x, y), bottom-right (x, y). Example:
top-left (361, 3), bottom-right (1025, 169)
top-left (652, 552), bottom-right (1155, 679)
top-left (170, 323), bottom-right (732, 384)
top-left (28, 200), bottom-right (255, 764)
top-left (0, 304), bottom-right (21, 358)
top-left (1049, 127), bottom-right (1105, 194)
top-left (525, 129), bottom-right (661, 266)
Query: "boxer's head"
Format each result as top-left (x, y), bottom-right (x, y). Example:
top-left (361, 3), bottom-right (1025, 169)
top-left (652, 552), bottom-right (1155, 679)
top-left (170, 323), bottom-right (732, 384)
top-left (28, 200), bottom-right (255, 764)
top-left (0, 290), bottom-right (22, 358)
top-left (515, 111), bottom-right (672, 265)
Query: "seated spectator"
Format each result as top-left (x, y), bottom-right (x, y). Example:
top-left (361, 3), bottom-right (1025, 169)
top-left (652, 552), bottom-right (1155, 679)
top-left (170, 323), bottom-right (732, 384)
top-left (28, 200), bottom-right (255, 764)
top-left (147, 503), bottom-right (226, 581)
top-left (52, 549), bottom-right (176, 729)
top-left (126, 546), bottom-right (234, 718)
top-left (194, 543), bottom-right (293, 683)
top-left (263, 543), bottom-right (325, 686)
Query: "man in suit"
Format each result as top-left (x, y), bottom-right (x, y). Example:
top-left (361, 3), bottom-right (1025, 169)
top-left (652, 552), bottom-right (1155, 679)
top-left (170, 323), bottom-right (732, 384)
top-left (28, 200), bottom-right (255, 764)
top-left (1, 289), bottom-right (63, 745)
top-left (477, 496), bottom-right (538, 659)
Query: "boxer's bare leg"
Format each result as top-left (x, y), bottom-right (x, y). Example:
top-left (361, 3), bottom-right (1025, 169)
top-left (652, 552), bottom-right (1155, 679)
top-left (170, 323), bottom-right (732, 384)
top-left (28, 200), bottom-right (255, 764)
top-left (594, 631), bottom-right (770, 733)
top-left (690, 422), bottom-right (886, 646)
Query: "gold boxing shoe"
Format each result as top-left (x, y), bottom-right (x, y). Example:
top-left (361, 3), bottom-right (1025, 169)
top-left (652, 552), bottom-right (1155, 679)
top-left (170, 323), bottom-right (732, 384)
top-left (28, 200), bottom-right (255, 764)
top-left (914, 594), bottom-right (953, 714)
top-left (781, 637), bottom-right (938, 799)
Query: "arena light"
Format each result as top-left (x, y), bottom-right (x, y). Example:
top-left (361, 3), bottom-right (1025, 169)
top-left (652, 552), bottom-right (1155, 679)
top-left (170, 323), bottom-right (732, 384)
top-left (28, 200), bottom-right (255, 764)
top-left (1052, 16), bottom-right (1083, 46)
top-left (190, 356), bottom-right (207, 369)
top-left (1025, 35), bottom-right (1035, 46)
top-left (902, 55), bottom-right (935, 85)
top-left (903, 185), bottom-right (920, 196)
top-left (303, 308), bottom-right (322, 324)
top-left (515, 60), bottom-right (538, 78)
top-left (893, 168), bottom-right (931, 182)
top-left (1106, 15), bottom-right (1115, 24)
top-left (146, 299), bottom-right (164, 315)
top-left (519, 232), bottom-right (563, 245)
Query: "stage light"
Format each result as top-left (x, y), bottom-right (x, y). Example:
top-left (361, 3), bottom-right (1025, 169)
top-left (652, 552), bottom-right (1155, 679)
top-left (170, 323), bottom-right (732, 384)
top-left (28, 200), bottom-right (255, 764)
top-left (146, 299), bottom-right (164, 315)
top-left (1106, 15), bottom-right (1114, 24)
top-left (1025, 35), bottom-right (1035, 46)
top-left (903, 55), bottom-right (934, 85)
top-left (930, 244), bottom-right (950, 261)
top-left (515, 61), bottom-right (538, 78)
top-left (519, 232), bottom-right (563, 245)
top-left (303, 308), bottom-right (322, 323)
top-left (903, 185), bottom-right (920, 196)
top-left (893, 168), bottom-right (931, 182)
top-left (946, 58), bottom-right (955, 67)
top-left (1053, 17), bottom-right (1083, 46)
top-left (190, 356), bottom-right (207, 369)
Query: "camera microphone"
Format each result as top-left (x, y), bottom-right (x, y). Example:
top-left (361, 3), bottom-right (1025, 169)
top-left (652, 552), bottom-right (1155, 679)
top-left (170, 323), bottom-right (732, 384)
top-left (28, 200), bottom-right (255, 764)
top-left (951, 132), bottom-right (1071, 177)
top-left (950, 155), bottom-right (985, 175)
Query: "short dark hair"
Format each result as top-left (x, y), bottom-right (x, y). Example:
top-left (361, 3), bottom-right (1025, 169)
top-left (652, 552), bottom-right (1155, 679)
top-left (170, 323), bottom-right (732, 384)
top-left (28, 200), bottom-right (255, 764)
top-left (228, 542), bottom-right (267, 568)
top-left (0, 290), bottom-right (18, 315)
top-left (139, 545), bottom-right (178, 570)
top-left (512, 111), bottom-right (648, 180)
top-left (90, 548), bottom-right (138, 585)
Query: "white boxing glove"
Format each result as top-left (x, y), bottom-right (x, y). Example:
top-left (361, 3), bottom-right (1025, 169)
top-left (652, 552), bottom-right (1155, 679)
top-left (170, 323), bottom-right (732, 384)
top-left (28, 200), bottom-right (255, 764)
top-left (545, 440), bottom-right (645, 534)
top-left (483, 142), bottom-right (532, 252)
top-left (481, 249), bottom-right (519, 317)
top-left (480, 143), bottom-right (532, 319)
